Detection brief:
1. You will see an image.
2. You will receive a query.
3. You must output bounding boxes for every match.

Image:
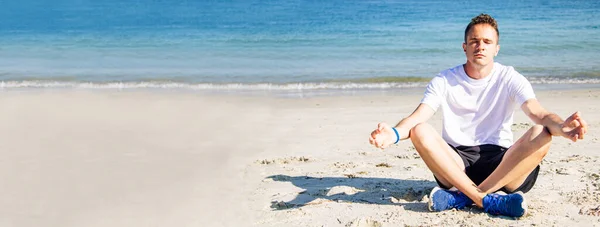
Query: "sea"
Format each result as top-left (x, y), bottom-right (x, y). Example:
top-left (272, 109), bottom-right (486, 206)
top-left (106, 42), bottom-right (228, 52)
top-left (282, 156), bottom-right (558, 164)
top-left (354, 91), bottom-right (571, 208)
top-left (0, 0), bottom-right (599, 93)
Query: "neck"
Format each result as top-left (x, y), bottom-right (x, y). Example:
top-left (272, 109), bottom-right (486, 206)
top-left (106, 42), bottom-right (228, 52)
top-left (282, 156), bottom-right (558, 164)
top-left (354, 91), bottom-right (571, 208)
top-left (463, 62), bottom-right (494, 80)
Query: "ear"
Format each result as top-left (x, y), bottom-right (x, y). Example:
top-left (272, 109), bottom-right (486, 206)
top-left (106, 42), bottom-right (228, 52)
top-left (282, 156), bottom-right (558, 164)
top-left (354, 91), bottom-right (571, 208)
top-left (462, 43), bottom-right (466, 52)
top-left (495, 44), bottom-right (500, 56)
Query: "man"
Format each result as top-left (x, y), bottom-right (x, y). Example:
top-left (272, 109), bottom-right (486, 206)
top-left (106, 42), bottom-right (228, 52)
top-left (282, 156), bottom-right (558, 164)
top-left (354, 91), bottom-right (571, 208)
top-left (368, 14), bottom-right (588, 217)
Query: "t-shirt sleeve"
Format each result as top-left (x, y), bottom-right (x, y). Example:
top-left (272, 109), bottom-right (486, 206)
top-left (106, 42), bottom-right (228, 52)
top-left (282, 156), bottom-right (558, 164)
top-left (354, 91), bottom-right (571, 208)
top-left (509, 71), bottom-right (536, 106)
top-left (420, 75), bottom-right (445, 111)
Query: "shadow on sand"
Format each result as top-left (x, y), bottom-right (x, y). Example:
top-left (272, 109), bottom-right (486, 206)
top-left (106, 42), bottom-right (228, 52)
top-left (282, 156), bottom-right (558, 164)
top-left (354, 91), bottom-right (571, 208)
top-left (266, 174), bottom-right (437, 213)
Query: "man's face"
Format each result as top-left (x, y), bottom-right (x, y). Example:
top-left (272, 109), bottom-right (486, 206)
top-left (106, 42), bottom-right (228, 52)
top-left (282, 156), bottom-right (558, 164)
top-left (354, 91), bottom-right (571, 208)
top-left (462, 24), bottom-right (500, 67)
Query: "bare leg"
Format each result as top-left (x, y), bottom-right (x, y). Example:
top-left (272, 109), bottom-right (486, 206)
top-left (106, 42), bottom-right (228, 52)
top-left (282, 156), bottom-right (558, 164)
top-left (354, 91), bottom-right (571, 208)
top-left (477, 125), bottom-right (551, 194)
top-left (410, 123), bottom-right (487, 207)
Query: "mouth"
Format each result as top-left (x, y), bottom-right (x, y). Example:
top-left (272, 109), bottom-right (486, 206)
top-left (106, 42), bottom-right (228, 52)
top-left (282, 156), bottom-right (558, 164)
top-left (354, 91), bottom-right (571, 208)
top-left (474, 53), bottom-right (485, 58)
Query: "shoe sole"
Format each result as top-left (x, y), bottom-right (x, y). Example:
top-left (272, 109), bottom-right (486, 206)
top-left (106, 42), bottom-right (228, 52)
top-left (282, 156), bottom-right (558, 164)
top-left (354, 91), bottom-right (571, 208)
top-left (428, 186), bottom-right (442, 212)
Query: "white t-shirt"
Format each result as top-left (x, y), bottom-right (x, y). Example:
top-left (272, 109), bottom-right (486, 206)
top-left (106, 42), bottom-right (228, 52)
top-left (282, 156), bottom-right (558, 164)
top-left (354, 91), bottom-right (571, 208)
top-left (420, 62), bottom-right (535, 148)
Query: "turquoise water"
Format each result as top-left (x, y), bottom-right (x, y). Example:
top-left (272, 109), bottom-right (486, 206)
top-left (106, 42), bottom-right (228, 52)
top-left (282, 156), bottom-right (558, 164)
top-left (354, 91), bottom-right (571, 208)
top-left (0, 0), bottom-right (599, 90)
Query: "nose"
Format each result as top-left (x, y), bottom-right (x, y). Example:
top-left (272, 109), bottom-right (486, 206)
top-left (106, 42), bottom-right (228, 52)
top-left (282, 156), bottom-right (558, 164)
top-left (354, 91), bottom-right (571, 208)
top-left (476, 40), bottom-right (486, 51)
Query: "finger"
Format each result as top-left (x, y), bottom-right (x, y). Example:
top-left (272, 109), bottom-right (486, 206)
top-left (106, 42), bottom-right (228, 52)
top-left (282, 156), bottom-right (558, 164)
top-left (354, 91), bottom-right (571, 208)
top-left (380, 137), bottom-right (388, 149)
top-left (578, 126), bottom-right (585, 140)
top-left (370, 134), bottom-right (378, 146)
top-left (572, 114), bottom-right (583, 127)
top-left (565, 131), bottom-right (575, 142)
top-left (371, 130), bottom-right (378, 139)
top-left (380, 140), bottom-right (387, 149)
top-left (580, 118), bottom-right (589, 133)
top-left (377, 122), bottom-right (386, 132)
top-left (571, 133), bottom-right (578, 142)
top-left (568, 135), bottom-right (575, 142)
top-left (563, 111), bottom-right (579, 125)
top-left (379, 142), bottom-right (387, 150)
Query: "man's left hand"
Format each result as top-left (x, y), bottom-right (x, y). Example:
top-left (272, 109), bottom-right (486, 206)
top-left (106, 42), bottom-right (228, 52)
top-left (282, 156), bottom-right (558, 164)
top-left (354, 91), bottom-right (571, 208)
top-left (560, 111), bottom-right (588, 142)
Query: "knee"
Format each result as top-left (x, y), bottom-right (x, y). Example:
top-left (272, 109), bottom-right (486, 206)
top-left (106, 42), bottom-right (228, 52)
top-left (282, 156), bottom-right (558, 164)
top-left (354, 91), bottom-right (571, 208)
top-left (530, 125), bottom-right (552, 143)
top-left (410, 123), bottom-right (435, 144)
top-left (410, 123), bottom-right (433, 138)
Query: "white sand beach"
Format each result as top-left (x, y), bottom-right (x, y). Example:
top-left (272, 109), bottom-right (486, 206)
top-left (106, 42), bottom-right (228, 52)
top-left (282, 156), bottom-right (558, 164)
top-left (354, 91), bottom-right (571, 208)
top-left (0, 88), bottom-right (598, 226)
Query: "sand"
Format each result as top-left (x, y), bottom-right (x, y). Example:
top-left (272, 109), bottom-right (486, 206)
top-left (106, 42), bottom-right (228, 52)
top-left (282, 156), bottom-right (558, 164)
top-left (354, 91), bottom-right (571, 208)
top-left (0, 88), bottom-right (598, 226)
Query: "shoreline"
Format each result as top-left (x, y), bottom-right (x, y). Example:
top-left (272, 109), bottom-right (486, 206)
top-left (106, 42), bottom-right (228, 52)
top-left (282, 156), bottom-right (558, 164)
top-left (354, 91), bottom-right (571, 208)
top-left (2, 82), bottom-right (600, 99)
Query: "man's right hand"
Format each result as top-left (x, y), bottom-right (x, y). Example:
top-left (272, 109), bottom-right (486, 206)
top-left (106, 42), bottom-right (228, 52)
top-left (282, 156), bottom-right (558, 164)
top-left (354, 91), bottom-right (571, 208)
top-left (369, 122), bottom-right (400, 149)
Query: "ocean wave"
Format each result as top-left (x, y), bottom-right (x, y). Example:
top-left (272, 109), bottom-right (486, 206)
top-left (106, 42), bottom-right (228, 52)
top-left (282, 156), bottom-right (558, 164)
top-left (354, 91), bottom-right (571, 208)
top-left (527, 77), bottom-right (600, 84)
top-left (1, 77), bottom-right (600, 90)
top-left (0, 80), bottom-right (426, 90)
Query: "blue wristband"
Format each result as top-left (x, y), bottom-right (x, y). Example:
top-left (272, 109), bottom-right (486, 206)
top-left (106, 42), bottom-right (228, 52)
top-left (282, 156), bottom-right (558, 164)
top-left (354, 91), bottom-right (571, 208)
top-left (392, 127), bottom-right (400, 144)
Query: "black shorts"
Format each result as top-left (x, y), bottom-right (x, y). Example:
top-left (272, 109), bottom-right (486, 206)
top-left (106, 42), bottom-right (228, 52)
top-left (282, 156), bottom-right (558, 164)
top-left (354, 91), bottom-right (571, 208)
top-left (434, 144), bottom-right (540, 193)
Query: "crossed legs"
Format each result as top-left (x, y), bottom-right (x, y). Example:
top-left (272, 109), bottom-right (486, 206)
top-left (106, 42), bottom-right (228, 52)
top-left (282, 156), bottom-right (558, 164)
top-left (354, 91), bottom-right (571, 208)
top-left (410, 123), bottom-right (551, 207)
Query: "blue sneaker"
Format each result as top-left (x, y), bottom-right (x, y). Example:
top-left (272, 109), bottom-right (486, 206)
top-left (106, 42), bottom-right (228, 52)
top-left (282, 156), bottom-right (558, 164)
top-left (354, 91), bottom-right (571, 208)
top-left (482, 192), bottom-right (527, 217)
top-left (428, 187), bottom-right (473, 211)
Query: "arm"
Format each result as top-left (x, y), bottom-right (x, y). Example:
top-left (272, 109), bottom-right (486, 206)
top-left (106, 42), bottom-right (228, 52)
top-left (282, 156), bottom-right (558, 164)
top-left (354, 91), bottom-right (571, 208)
top-left (393, 103), bottom-right (436, 140)
top-left (369, 103), bottom-right (436, 149)
top-left (521, 99), bottom-right (588, 142)
top-left (370, 74), bottom-right (444, 149)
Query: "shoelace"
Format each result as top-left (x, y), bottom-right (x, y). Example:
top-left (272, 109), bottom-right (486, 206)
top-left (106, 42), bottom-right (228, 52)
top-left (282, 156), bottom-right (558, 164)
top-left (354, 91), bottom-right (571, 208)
top-left (442, 190), bottom-right (472, 209)
top-left (484, 194), bottom-right (505, 215)
top-left (452, 191), bottom-right (472, 208)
